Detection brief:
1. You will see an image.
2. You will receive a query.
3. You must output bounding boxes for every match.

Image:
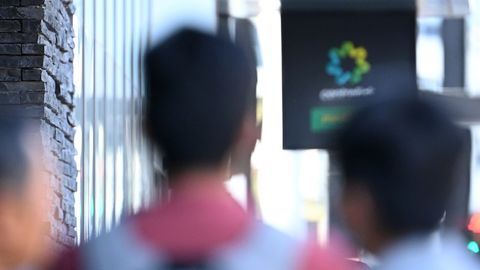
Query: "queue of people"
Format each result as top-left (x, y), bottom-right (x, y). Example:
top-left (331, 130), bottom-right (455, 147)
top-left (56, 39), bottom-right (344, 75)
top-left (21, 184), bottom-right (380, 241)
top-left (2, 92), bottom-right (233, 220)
top-left (0, 29), bottom-right (478, 270)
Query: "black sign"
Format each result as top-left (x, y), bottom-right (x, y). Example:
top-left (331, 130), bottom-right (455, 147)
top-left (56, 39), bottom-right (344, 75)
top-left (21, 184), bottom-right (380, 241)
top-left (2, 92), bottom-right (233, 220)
top-left (282, 9), bottom-right (417, 149)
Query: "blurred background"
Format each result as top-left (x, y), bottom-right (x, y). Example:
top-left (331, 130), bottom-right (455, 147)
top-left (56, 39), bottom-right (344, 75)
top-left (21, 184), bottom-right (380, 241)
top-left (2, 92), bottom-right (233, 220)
top-left (68, 0), bottom-right (480, 255)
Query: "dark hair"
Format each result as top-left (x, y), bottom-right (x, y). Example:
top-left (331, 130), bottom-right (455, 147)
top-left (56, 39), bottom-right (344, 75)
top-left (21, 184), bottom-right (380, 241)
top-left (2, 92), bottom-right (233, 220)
top-left (337, 98), bottom-right (463, 234)
top-left (144, 29), bottom-right (255, 174)
top-left (0, 114), bottom-right (29, 192)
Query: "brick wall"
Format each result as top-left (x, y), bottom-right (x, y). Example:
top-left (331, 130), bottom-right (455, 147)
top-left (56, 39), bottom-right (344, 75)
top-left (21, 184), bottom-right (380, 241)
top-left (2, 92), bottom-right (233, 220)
top-left (0, 0), bottom-right (77, 247)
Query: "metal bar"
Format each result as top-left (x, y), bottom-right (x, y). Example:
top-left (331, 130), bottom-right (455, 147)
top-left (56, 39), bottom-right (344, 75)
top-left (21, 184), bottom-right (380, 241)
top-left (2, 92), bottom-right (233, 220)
top-left (443, 18), bottom-right (466, 89)
top-left (102, 0), bottom-right (108, 234)
top-left (80, 0), bottom-right (87, 244)
top-left (91, 0), bottom-right (97, 237)
top-left (122, 0), bottom-right (129, 216)
top-left (111, 0), bottom-right (118, 228)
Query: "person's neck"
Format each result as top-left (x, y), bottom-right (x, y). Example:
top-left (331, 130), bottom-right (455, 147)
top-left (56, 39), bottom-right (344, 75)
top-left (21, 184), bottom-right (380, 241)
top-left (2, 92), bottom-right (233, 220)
top-left (368, 236), bottom-right (393, 255)
top-left (366, 229), bottom-right (402, 255)
top-left (369, 229), bottom-right (432, 255)
top-left (169, 167), bottom-right (229, 192)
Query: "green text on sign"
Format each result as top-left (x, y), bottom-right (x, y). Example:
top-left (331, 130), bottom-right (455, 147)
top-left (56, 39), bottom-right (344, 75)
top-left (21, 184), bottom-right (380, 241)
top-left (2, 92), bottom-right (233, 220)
top-left (310, 107), bottom-right (351, 132)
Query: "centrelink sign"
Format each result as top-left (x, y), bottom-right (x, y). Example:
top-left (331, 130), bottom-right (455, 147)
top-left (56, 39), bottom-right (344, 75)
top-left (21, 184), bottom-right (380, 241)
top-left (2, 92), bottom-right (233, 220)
top-left (282, 0), bottom-right (417, 149)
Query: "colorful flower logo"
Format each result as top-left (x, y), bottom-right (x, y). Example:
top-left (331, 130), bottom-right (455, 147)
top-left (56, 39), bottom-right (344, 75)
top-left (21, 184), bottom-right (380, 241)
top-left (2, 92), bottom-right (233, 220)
top-left (326, 41), bottom-right (371, 86)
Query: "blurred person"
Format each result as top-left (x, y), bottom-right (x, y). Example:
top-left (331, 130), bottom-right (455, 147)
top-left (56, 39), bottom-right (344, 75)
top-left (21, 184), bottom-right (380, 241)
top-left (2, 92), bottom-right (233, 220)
top-left (0, 115), bottom-right (52, 270)
top-left (53, 29), bottom-right (350, 270)
top-left (337, 97), bottom-right (480, 269)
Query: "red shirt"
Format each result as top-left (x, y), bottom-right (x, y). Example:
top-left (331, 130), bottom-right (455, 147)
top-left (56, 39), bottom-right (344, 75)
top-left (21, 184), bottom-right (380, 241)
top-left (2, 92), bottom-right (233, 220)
top-left (53, 179), bottom-right (351, 270)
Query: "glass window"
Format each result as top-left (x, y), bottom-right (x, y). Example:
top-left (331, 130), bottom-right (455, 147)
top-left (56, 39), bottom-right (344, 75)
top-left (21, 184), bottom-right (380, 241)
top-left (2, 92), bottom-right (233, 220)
top-left (104, 0), bottom-right (115, 231)
top-left (417, 18), bottom-right (444, 92)
top-left (73, 0), bottom-right (155, 243)
top-left (466, 2), bottom-right (480, 96)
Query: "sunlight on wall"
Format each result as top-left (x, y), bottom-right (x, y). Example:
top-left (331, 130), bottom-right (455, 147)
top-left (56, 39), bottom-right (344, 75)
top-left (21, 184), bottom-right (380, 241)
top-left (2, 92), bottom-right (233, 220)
top-left (470, 126), bottom-right (480, 214)
top-left (252, 0), bottom-right (330, 241)
top-left (149, 0), bottom-right (217, 44)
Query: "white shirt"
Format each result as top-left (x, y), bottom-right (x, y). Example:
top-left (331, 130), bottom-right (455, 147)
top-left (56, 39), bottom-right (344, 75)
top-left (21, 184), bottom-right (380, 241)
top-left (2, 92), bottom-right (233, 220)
top-left (376, 231), bottom-right (480, 270)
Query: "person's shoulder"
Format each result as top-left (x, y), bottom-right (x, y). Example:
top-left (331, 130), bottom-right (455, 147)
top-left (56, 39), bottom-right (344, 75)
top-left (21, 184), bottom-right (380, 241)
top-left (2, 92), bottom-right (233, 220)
top-left (246, 223), bottom-right (353, 270)
top-left (51, 223), bottom-right (158, 270)
top-left (297, 240), bottom-right (354, 270)
top-left (86, 223), bottom-right (160, 270)
top-left (444, 239), bottom-right (480, 270)
top-left (229, 222), bottom-right (300, 263)
top-left (49, 247), bottom-right (82, 270)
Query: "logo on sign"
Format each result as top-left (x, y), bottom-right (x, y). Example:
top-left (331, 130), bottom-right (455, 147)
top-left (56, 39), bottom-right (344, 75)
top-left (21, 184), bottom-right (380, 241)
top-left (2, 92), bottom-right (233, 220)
top-left (326, 41), bottom-right (371, 86)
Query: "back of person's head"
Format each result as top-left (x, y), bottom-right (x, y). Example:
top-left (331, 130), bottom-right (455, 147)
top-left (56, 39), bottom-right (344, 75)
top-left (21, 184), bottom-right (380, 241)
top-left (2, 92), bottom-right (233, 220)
top-left (0, 110), bottom-right (53, 269)
top-left (337, 97), bottom-right (463, 236)
top-left (0, 115), bottom-right (29, 193)
top-left (145, 29), bottom-right (255, 175)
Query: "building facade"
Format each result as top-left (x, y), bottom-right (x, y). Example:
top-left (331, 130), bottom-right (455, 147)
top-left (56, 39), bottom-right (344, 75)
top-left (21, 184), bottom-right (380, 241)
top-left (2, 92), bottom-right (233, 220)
top-left (0, 0), bottom-right (157, 246)
top-left (0, 0), bottom-right (77, 247)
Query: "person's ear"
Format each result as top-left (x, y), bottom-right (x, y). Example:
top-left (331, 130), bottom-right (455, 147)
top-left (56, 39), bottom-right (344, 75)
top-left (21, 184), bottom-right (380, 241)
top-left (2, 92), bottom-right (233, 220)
top-left (0, 196), bottom-right (19, 240)
top-left (341, 185), bottom-right (376, 242)
top-left (239, 114), bottom-right (259, 149)
top-left (230, 114), bottom-right (259, 175)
